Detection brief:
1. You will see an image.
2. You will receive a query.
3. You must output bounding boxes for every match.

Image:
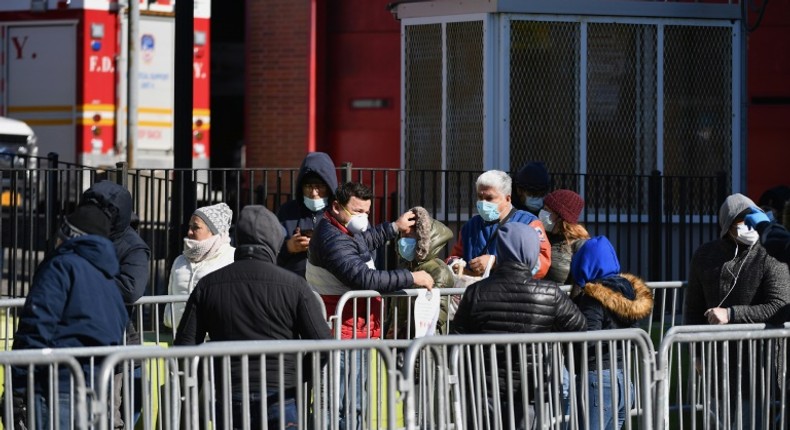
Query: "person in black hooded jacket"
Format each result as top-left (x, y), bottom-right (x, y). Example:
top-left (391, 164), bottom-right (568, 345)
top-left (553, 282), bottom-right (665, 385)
top-left (175, 205), bottom-right (331, 429)
top-left (452, 222), bottom-right (586, 430)
top-left (277, 152), bottom-right (338, 276)
top-left (81, 180), bottom-right (151, 429)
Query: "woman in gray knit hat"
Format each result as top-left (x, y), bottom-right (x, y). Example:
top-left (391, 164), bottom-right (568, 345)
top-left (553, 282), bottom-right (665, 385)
top-left (164, 202), bottom-right (236, 329)
top-left (683, 192), bottom-right (790, 427)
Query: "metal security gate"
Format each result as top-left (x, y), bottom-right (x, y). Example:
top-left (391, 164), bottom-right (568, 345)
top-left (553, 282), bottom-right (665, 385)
top-left (397, 1), bottom-right (741, 219)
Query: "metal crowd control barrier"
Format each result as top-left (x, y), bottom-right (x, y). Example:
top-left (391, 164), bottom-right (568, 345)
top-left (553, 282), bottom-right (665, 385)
top-left (0, 349), bottom-right (89, 430)
top-left (656, 324), bottom-right (790, 430)
top-left (93, 339), bottom-right (405, 430)
top-left (0, 296), bottom-right (191, 351)
top-left (331, 282), bottom-right (684, 343)
top-left (399, 329), bottom-right (655, 430)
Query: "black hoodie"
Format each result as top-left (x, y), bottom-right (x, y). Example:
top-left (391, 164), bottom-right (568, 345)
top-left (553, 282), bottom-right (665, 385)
top-left (81, 180), bottom-right (151, 344)
top-left (276, 152), bottom-right (338, 276)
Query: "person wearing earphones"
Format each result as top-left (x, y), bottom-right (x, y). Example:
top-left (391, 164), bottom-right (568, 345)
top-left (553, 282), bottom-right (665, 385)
top-left (683, 193), bottom-right (790, 326)
top-left (683, 193), bottom-right (790, 428)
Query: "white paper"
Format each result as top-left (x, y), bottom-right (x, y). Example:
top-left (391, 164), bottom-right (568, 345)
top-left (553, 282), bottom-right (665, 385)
top-left (413, 289), bottom-right (441, 338)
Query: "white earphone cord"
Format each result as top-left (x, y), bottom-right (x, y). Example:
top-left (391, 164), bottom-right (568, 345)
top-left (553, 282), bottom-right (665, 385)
top-left (717, 243), bottom-right (753, 308)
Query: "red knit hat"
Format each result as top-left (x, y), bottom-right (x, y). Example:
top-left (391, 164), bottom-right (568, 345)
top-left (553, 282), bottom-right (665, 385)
top-left (544, 189), bottom-right (584, 224)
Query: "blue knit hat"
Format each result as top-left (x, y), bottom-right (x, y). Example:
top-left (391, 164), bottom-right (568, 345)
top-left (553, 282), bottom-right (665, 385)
top-left (570, 236), bottom-right (620, 287)
top-left (496, 223), bottom-right (540, 270)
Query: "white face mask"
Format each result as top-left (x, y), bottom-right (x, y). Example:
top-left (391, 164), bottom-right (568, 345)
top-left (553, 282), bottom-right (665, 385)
top-left (735, 223), bottom-right (759, 246)
top-left (538, 209), bottom-right (555, 233)
top-left (346, 214), bottom-right (369, 234)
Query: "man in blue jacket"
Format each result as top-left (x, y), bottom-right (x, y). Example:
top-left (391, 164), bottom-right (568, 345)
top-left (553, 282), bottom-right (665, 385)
top-left (277, 152), bottom-right (338, 276)
top-left (10, 204), bottom-right (128, 429)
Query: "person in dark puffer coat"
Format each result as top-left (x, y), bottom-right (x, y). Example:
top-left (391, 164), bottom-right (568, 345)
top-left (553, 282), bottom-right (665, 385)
top-left (570, 236), bottom-right (653, 430)
top-left (306, 182), bottom-right (434, 430)
top-left (277, 152), bottom-right (338, 277)
top-left (452, 222), bottom-right (586, 430)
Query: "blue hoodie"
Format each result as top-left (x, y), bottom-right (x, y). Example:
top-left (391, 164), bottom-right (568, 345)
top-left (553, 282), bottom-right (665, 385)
top-left (13, 235), bottom-right (128, 390)
top-left (276, 152), bottom-right (338, 276)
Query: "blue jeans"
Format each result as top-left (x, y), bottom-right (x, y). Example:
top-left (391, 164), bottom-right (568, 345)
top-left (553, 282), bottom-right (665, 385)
top-left (580, 369), bottom-right (633, 430)
top-left (338, 350), bottom-right (367, 430)
top-left (33, 392), bottom-right (71, 430)
top-left (215, 389), bottom-right (298, 429)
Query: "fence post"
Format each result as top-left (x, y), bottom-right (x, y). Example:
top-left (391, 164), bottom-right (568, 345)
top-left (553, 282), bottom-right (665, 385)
top-left (342, 162), bottom-right (353, 183)
top-left (716, 170), bottom-right (728, 208)
top-left (115, 162), bottom-right (128, 187)
top-left (46, 152), bottom-right (60, 254)
top-left (648, 170), bottom-right (662, 283)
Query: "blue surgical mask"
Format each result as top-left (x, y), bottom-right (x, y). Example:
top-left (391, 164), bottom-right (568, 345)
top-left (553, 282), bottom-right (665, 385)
top-left (530, 259), bottom-right (541, 277)
top-left (525, 197), bottom-right (544, 213)
top-left (476, 200), bottom-right (501, 222)
top-left (303, 196), bottom-right (328, 212)
top-left (397, 237), bottom-right (417, 262)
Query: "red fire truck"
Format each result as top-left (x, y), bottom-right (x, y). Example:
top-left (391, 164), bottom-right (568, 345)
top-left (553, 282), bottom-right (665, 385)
top-left (0, 0), bottom-right (210, 168)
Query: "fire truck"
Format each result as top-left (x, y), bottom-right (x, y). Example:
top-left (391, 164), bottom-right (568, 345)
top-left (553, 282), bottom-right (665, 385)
top-left (0, 0), bottom-right (211, 168)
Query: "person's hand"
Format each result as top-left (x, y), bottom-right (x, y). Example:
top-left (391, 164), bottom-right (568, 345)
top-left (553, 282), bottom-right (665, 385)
top-left (411, 270), bottom-right (434, 291)
top-left (744, 206), bottom-right (770, 229)
top-left (286, 228), bottom-right (310, 253)
top-left (704, 307), bottom-right (729, 325)
top-left (447, 257), bottom-right (467, 275)
top-left (468, 255), bottom-right (494, 276)
top-left (394, 210), bottom-right (417, 234)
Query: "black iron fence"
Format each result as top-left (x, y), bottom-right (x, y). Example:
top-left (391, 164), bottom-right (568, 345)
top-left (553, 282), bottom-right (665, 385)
top-left (0, 153), bottom-right (727, 298)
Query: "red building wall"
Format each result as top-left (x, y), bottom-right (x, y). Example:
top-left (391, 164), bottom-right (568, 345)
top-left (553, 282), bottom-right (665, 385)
top-left (245, 0), bottom-right (400, 169)
top-left (245, 0), bottom-right (311, 169)
top-left (746, 1), bottom-right (790, 200)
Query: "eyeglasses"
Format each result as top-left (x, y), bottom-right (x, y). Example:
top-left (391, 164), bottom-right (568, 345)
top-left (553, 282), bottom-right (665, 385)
top-left (303, 183), bottom-right (328, 192)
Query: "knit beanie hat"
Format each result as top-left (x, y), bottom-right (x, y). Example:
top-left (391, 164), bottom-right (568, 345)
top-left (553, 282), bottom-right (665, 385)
top-left (193, 203), bottom-right (233, 235)
top-left (570, 236), bottom-right (620, 288)
top-left (60, 204), bottom-right (112, 241)
top-left (544, 189), bottom-right (584, 224)
top-left (496, 223), bottom-right (540, 271)
top-left (513, 161), bottom-right (550, 191)
top-left (718, 193), bottom-right (756, 238)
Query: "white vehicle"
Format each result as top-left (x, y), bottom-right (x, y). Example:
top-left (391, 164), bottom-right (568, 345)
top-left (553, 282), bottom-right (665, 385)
top-left (0, 116), bottom-right (38, 206)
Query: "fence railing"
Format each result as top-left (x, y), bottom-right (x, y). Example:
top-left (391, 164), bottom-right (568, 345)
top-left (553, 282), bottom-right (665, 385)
top-left (1, 156), bottom-right (723, 298)
top-left (3, 323), bottom-right (789, 429)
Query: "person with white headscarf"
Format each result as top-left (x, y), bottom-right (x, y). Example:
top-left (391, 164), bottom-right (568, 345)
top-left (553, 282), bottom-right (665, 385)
top-left (164, 203), bottom-right (235, 329)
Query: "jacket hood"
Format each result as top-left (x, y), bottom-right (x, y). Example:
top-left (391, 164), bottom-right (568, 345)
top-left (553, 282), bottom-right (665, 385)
top-left (410, 206), bottom-right (453, 262)
top-left (297, 152), bottom-right (338, 198)
top-left (81, 181), bottom-right (133, 239)
top-left (495, 223), bottom-right (540, 270)
top-left (234, 205), bottom-right (285, 264)
top-left (718, 193), bottom-right (756, 238)
top-left (583, 273), bottom-right (653, 322)
top-left (58, 235), bottom-right (120, 278)
top-left (571, 236), bottom-right (620, 287)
